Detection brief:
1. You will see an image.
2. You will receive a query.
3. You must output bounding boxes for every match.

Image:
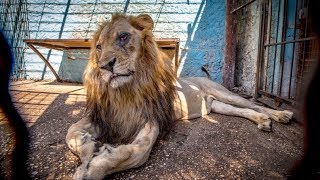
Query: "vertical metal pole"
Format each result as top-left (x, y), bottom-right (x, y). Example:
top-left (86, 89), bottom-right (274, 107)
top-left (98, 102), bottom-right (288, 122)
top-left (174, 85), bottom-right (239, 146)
top-left (277, 0), bottom-right (288, 96)
top-left (264, 0), bottom-right (273, 91)
top-left (123, 0), bottom-right (130, 13)
top-left (288, 0), bottom-right (299, 98)
top-left (85, 0), bottom-right (97, 38)
top-left (270, 0), bottom-right (282, 93)
top-left (41, 0), bottom-right (71, 80)
top-left (255, 0), bottom-right (266, 98)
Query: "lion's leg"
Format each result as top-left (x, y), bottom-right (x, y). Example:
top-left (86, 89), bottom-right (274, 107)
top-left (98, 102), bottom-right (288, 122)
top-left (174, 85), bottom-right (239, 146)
top-left (191, 77), bottom-right (293, 123)
top-left (214, 92), bottom-right (293, 124)
top-left (74, 121), bottom-right (159, 180)
top-left (66, 117), bottom-right (101, 168)
top-left (210, 100), bottom-right (272, 131)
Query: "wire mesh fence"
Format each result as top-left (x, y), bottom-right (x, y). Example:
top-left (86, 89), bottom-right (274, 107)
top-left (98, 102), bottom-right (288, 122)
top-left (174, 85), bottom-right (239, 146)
top-left (0, 0), bottom-right (29, 80)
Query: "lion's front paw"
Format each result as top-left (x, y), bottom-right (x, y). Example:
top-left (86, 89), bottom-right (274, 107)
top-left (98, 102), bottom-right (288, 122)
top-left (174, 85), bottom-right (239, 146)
top-left (257, 119), bottom-right (272, 132)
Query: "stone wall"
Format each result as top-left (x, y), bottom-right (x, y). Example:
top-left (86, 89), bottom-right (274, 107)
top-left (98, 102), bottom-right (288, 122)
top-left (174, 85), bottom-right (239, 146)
top-left (234, 1), bottom-right (261, 96)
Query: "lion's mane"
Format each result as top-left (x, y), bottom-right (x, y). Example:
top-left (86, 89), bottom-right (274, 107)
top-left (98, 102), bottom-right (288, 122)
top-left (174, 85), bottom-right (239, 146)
top-left (83, 14), bottom-right (176, 144)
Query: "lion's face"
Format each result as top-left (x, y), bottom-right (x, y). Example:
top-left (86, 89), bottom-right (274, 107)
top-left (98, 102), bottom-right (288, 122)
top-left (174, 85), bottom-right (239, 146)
top-left (93, 14), bottom-right (153, 88)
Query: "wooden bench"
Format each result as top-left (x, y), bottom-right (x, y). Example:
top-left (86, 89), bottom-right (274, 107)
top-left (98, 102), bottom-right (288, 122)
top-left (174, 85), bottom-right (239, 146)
top-left (23, 38), bottom-right (180, 82)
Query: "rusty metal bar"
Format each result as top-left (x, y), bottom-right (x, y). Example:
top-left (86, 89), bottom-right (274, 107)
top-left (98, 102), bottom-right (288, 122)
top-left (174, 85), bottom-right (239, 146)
top-left (277, 0), bottom-right (288, 97)
top-left (288, 0), bottom-right (299, 98)
top-left (271, 0), bottom-right (282, 93)
top-left (264, 36), bottom-right (316, 46)
top-left (264, 0), bottom-right (273, 91)
top-left (231, 0), bottom-right (257, 14)
top-left (255, 0), bottom-right (267, 98)
top-left (26, 43), bottom-right (62, 82)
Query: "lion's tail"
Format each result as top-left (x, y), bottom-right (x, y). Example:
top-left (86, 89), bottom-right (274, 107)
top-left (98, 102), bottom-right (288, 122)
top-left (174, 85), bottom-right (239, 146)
top-left (201, 65), bottom-right (212, 80)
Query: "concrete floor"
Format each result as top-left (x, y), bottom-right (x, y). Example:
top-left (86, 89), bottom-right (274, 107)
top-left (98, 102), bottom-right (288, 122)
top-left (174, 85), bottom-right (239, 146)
top-left (0, 80), bottom-right (304, 179)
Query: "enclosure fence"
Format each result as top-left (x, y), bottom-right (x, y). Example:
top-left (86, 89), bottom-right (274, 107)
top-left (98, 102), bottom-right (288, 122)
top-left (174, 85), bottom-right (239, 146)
top-left (0, 0), bottom-right (29, 80)
top-left (233, 0), bottom-right (317, 106)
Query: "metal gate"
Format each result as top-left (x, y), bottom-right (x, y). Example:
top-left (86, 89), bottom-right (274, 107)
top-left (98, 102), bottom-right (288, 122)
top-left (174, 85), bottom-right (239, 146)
top-left (257, 0), bottom-right (318, 106)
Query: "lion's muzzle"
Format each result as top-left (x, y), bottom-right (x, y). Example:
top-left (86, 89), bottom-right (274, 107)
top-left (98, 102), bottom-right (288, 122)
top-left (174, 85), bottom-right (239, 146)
top-left (99, 57), bottom-right (116, 72)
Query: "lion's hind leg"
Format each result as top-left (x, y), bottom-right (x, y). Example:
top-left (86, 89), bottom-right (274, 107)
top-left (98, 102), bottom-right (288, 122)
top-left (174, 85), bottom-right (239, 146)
top-left (210, 100), bottom-right (272, 131)
top-left (191, 77), bottom-right (293, 123)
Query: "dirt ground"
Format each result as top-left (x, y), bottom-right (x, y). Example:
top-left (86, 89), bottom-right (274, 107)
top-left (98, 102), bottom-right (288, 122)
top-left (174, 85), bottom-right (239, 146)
top-left (0, 80), bottom-right (304, 179)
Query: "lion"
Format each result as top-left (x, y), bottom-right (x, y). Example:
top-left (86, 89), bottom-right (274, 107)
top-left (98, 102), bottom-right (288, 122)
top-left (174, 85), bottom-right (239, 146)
top-left (66, 14), bottom-right (293, 179)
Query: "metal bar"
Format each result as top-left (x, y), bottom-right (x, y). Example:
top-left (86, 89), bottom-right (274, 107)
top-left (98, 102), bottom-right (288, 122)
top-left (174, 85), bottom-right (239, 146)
top-left (41, 0), bottom-right (71, 79)
top-left (26, 43), bottom-right (62, 82)
top-left (277, 0), bottom-right (288, 97)
top-left (85, 0), bottom-right (98, 38)
top-left (58, 0), bottom-right (71, 39)
top-left (264, 36), bottom-right (316, 46)
top-left (271, 0), bottom-right (282, 93)
top-left (123, 0), bottom-right (130, 13)
top-left (231, 0), bottom-right (257, 13)
top-left (255, 0), bottom-right (267, 98)
top-left (264, 0), bottom-right (273, 91)
top-left (288, 0), bottom-right (299, 98)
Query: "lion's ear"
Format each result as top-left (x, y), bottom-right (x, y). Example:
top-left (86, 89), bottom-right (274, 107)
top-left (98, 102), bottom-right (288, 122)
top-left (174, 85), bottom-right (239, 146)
top-left (131, 14), bottom-right (154, 31)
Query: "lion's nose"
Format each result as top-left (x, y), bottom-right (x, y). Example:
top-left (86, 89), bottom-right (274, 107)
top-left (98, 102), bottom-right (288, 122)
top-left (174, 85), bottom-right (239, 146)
top-left (100, 58), bottom-right (116, 72)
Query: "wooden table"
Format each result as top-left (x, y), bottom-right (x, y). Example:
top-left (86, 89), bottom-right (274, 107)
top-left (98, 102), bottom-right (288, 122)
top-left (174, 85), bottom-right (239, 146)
top-left (23, 38), bottom-right (180, 82)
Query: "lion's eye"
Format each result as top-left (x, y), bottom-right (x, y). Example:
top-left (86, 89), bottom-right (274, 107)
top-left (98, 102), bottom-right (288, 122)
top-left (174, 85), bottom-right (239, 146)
top-left (96, 44), bottom-right (101, 50)
top-left (119, 32), bottom-right (129, 42)
top-left (117, 32), bottom-right (131, 47)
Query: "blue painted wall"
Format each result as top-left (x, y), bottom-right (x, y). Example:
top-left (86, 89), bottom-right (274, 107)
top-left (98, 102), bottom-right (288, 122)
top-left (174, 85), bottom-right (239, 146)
top-left (179, 0), bottom-right (225, 82)
top-left (22, 0), bottom-right (226, 82)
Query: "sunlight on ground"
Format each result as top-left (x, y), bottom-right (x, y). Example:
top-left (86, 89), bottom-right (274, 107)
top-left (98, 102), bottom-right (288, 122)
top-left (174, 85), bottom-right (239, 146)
top-left (65, 95), bottom-right (86, 105)
top-left (0, 80), bottom-right (85, 127)
top-left (11, 91), bottom-right (58, 126)
top-left (202, 115), bottom-right (218, 123)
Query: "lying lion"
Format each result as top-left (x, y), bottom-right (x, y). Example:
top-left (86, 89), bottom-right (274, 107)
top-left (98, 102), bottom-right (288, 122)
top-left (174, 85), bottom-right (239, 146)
top-left (66, 13), bottom-right (293, 179)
